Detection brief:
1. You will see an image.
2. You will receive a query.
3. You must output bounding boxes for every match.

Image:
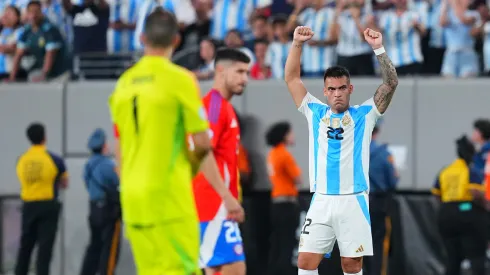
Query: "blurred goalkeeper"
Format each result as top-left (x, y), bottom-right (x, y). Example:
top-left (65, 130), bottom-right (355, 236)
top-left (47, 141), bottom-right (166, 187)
top-left (109, 8), bottom-right (241, 275)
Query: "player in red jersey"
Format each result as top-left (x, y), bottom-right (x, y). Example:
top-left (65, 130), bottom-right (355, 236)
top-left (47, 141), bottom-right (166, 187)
top-left (193, 48), bottom-right (251, 275)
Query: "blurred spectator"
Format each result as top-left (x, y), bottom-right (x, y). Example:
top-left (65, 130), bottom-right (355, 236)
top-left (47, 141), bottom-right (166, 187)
top-left (64, 0), bottom-right (109, 54)
top-left (194, 37), bottom-right (216, 80)
top-left (209, 0), bottom-right (272, 40)
top-left (426, 0), bottom-right (447, 75)
top-left (377, 0), bottom-right (426, 76)
top-left (334, 0), bottom-right (376, 76)
top-left (265, 15), bottom-right (291, 79)
top-left (288, 0), bottom-right (337, 77)
top-left (224, 29), bottom-right (256, 64)
top-left (107, 0), bottom-right (138, 54)
top-left (439, 0), bottom-right (482, 78)
top-left (245, 14), bottom-right (270, 51)
top-left (365, 124), bottom-right (398, 275)
top-left (10, 0), bottom-right (70, 82)
top-left (432, 135), bottom-right (486, 275)
top-left (250, 38), bottom-right (271, 79)
top-left (471, 119), bottom-right (490, 176)
top-left (483, 21), bottom-right (490, 75)
top-left (270, 0), bottom-right (294, 15)
top-left (0, 5), bottom-right (27, 80)
top-left (266, 121), bottom-right (301, 275)
top-left (179, 0), bottom-right (212, 51)
top-left (133, 0), bottom-right (196, 51)
top-left (15, 123), bottom-right (68, 275)
top-left (42, 0), bottom-right (74, 48)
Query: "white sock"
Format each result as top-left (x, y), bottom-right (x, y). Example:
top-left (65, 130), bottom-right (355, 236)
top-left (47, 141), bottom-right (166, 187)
top-left (344, 271), bottom-right (362, 275)
top-left (298, 269), bottom-right (319, 275)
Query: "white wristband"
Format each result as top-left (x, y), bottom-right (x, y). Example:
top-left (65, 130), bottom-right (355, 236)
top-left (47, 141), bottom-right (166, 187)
top-left (374, 46), bottom-right (385, 56)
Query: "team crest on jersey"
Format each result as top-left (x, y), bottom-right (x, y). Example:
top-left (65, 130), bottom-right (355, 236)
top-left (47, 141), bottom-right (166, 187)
top-left (331, 118), bottom-right (341, 128)
top-left (234, 244), bottom-right (244, 255)
top-left (342, 115), bottom-right (352, 127)
top-left (322, 117), bottom-right (330, 126)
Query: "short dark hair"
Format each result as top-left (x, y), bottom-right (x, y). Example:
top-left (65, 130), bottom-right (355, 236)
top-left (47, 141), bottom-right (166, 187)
top-left (26, 123), bottom-right (45, 145)
top-left (143, 7), bottom-right (178, 48)
top-left (271, 14), bottom-right (288, 27)
top-left (254, 38), bottom-right (269, 47)
top-left (456, 135), bottom-right (475, 164)
top-left (252, 14), bottom-right (267, 23)
top-left (214, 48), bottom-right (251, 66)
top-left (27, 0), bottom-right (41, 9)
top-left (474, 119), bottom-right (490, 140)
top-left (226, 29), bottom-right (243, 40)
top-left (266, 121), bottom-right (291, 147)
top-left (323, 66), bottom-right (351, 82)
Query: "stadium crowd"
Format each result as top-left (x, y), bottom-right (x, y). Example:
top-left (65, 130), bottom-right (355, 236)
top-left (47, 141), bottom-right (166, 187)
top-left (1, 0), bottom-right (490, 81)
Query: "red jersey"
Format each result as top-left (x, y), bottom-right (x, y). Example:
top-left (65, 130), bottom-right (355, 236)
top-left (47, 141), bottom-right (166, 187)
top-left (193, 89), bottom-right (240, 222)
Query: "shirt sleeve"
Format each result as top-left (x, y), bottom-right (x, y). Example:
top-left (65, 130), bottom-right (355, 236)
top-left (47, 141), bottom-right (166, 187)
top-left (49, 152), bottom-right (68, 180)
top-left (384, 152), bottom-right (398, 190)
top-left (43, 24), bottom-right (64, 51)
top-left (359, 97), bottom-right (383, 128)
top-left (432, 174), bottom-right (441, 196)
top-left (100, 161), bottom-right (120, 188)
top-left (177, 72), bottom-right (209, 134)
top-left (17, 29), bottom-right (29, 49)
top-left (207, 99), bottom-right (227, 148)
top-left (298, 92), bottom-right (326, 117)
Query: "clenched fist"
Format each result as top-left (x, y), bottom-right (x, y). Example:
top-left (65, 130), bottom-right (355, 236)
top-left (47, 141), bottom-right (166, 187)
top-left (293, 26), bottom-right (314, 42)
top-left (363, 28), bottom-right (383, 49)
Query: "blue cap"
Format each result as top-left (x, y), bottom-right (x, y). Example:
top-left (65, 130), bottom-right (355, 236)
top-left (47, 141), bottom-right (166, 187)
top-left (87, 128), bottom-right (106, 151)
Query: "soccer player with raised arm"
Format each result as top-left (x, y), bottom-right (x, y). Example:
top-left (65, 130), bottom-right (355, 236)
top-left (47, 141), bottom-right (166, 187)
top-left (284, 26), bottom-right (398, 275)
top-left (109, 9), bottom-right (242, 275)
top-left (192, 48), bottom-right (250, 275)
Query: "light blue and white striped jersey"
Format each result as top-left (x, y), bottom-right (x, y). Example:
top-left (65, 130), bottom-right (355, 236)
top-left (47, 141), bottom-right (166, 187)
top-left (429, 0), bottom-right (446, 48)
top-left (412, 0), bottom-right (429, 27)
top-left (264, 41), bottom-right (291, 79)
top-left (444, 8), bottom-right (480, 51)
top-left (379, 11), bottom-right (424, 67)
top-left (483, 22), bottom-right (490, 71)
top-left (210, 0), bottom-right (272, 40)
top-left (0, 27), bottom-right (23, 74)
top-left (108, 0), bottom-right (138, 53)
top-left (298, 7), bottom-right (336, 73)
top-left (0, 0), bottom-right (28, 16)
top-left (133, 0), bottom-right (196, 50)
top-left (337, 10), bottom-right (372, 56)
top-left (298, 93), bottom-right (382, 195)
top-left (43, 0), bottom-right (73, 45)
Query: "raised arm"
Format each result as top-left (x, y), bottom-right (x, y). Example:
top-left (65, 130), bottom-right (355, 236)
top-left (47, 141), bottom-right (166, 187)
top-left (284, 26), bottom-right (314, 108)
top-left (363, 28), bottom-right (398, 114)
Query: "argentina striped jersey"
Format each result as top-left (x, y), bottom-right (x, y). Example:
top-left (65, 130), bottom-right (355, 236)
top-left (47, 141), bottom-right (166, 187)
top-left (264, 41), bottom-right (291, 79)
top-left (108, 0), bottom-right (138, 53)
top-left (298, 93), bottom-right (382, 195)
top-left (337, 11), bottom-right (372, 56)
top-left (298, 7), bottom-right (336, 73)
top-left (379, 10), bottom-right (424, 67)
top-left (428, 0), bottom-right (446, 48)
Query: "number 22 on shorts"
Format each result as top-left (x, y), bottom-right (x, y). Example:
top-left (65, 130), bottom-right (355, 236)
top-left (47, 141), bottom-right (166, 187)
top-left (301, 218), bottom-right (312, 235)
top-left (223, 221), bottom-right (242, 243)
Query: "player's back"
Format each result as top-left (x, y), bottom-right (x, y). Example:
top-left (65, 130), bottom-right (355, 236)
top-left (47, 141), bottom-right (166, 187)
top-left (193, 90), bottom-right (240, 221)
top-left (109, 56), bottom-right (201, 225)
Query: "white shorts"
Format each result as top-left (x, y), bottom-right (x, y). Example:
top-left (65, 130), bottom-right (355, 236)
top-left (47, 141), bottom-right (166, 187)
top-left (298, 192), bottom-right (373, 257)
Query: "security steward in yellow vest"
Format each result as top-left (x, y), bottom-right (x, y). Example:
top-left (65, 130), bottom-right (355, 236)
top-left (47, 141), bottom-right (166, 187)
top-left (80, 129), bottom-right (121, 275)
top-left (15, 123), bottom-right (68, 275)
top-left (432, 135), bottom-right (486, 275)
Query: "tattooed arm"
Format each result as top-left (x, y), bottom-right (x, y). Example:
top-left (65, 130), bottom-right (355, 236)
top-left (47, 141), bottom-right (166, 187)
top-left (374, 52), bottom-right (398, 114)
top-left (362, 28), bottom-right (398, 114)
